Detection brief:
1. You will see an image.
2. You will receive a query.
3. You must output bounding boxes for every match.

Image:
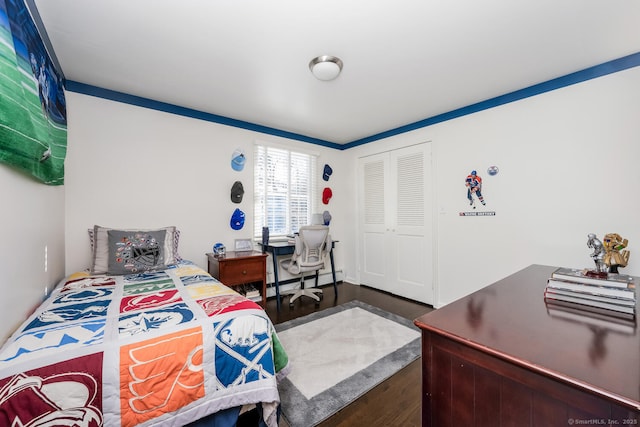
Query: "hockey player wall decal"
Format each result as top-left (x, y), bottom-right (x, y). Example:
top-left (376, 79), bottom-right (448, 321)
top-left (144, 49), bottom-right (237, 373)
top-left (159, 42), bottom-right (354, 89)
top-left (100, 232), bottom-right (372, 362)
top-left (465, 170), bottom-right (486, 208)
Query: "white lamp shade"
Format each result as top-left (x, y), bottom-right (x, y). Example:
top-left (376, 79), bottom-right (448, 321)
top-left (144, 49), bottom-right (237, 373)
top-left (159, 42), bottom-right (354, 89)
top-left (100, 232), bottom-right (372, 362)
top-left (309, 55), bottom-right (343, 81)
top-left (312, 61), bottom-right (340, 80)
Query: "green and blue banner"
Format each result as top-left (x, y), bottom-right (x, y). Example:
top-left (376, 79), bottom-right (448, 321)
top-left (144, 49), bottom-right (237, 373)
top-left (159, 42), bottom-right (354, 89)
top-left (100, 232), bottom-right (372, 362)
top-left (0, 0), bottom-right (66, 185)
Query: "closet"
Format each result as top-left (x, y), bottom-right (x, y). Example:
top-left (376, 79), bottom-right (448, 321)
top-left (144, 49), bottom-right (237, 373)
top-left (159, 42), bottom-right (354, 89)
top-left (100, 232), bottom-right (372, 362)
top-left (357, 143), bottom-right (433, 305)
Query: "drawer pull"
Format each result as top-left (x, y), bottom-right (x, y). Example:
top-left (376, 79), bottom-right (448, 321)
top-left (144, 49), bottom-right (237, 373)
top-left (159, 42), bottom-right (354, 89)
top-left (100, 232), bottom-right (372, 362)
top-left (242, 270), bottom-right (247, 275)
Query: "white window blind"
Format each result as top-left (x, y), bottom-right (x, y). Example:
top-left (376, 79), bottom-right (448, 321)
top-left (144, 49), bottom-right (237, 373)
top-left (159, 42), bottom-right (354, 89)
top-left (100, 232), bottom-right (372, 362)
top-left (254, 144), bottom-right (317, 239)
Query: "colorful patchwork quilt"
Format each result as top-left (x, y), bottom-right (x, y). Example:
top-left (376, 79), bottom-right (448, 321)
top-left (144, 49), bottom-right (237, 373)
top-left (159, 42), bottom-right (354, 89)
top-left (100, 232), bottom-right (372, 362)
top-left (0, 261), bottom-right (289, 427)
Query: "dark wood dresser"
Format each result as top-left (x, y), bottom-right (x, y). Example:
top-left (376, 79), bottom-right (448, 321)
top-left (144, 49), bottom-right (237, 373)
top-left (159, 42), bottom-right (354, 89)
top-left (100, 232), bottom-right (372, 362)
top-left (414, 264), bottom-right (639, 427)
top-left (206, 251), bottom-right (267, 306)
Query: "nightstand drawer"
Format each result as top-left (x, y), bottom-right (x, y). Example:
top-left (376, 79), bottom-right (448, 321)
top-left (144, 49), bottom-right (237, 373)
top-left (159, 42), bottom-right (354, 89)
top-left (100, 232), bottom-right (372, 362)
top-left (206, 252), bottom-right (268, 307)
top-left (219, 257), bottom-right (264, 285)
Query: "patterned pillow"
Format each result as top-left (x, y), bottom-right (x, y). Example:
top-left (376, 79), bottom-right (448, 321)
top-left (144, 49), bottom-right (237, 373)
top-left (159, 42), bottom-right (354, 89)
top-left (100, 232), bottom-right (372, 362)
top-left (107, 229), bottom-right (167, 275)
top-left (90, 225), bottom-right (179, 274)
top-left (88, 227), bottom-right (182, 261)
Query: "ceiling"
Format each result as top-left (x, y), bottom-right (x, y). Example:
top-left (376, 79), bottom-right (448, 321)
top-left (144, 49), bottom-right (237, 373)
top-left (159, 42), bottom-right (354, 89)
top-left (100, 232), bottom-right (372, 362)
top-left (33, 0), bottom-right (640, 146)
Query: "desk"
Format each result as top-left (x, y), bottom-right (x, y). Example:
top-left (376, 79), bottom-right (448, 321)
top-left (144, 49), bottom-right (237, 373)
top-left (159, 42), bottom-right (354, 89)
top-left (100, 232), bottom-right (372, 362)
top-left (259, 240), bottom-right (338, 311)
top-left (414, 265), bottom-right (639, 426)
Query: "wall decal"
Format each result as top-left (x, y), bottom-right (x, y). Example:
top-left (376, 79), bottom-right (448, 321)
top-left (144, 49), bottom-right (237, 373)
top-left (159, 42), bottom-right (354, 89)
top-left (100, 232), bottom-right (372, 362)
top-left (460, 168), bottom-right (496, 217)
top-left (465, 170), bottom-right (486, 208)
top-left (459, 211), bottom-right (496, 217)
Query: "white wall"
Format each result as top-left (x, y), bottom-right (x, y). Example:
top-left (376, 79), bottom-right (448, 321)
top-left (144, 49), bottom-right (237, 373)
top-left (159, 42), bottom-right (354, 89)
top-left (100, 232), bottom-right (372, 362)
top-left (346, 66), bottom-right (640, 307)
top-left (4, 65), bottom-right (636, 344)
top-left (0, 165), bottom-right (65, 341)
top-left (64, 93), bottom-right (349, 284)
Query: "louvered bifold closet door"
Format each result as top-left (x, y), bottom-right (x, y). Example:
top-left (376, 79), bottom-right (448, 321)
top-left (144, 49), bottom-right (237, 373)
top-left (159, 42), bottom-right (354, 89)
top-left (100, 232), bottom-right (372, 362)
top-left (359, 152), bottom-right (391, 292)
top-left (358, 143), bottom-right (433, 305)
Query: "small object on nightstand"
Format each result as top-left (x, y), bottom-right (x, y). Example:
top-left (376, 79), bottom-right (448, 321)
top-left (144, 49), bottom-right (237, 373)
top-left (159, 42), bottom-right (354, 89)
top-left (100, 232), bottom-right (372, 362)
top-left (235, 238), bottom-right (252, 252)
top-left (261, 227), bottom-right (269, 253)
top-left (212, 242), bottom-right (225, 257)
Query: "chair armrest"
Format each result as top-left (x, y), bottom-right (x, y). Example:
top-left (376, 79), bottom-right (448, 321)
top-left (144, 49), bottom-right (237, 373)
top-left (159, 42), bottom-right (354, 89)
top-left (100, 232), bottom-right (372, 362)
top-left (292, 235), bottom-right (303, 261)
top-left (324, 234), bottom-right (332, 256)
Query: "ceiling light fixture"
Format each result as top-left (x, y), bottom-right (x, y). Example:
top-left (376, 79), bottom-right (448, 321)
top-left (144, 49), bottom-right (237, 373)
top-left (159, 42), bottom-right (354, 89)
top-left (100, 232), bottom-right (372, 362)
top-left (309, 55), bottom-right (343, 81)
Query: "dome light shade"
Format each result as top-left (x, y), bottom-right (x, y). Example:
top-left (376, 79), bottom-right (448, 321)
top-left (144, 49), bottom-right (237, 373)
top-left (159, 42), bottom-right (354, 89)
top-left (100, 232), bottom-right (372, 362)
top-left (309, 55), bottom-right (343, 81)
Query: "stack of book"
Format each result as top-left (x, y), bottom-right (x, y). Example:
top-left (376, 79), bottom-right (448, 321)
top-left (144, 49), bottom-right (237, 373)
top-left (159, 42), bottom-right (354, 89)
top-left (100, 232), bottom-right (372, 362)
top-left (544, 267), bottom-right (637, 319)
top-left (237, 283), bottom-right (261, 301)
top-left (545, 299), bottom-right (636, 335)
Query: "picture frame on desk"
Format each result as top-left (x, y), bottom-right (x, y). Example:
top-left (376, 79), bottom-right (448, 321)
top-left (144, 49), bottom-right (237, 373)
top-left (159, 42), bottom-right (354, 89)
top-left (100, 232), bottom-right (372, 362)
top-left (234, 238), bottom-right (253, 252)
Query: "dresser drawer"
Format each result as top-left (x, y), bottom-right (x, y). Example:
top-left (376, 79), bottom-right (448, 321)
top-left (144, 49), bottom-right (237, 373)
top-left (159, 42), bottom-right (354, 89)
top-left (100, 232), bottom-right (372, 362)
top-left (207, 251), bottom-right (267, 306)
top-left (221, 258), bottom-right (263, 284)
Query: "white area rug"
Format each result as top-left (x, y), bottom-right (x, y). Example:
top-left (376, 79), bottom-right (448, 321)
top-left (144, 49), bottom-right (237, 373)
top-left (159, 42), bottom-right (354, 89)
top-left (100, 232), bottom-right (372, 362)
top-left (275, 301), bottom-right (421, 427)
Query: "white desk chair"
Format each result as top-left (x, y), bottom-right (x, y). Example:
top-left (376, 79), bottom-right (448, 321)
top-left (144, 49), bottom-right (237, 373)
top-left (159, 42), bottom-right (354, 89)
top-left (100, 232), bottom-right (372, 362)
top-left (280, 225), bottom-right (331, 306)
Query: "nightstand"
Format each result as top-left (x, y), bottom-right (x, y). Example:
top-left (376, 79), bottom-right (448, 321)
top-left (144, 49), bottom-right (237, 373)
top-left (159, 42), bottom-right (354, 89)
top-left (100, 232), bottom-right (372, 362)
top-left (206, 251), bottom-right (267, 306)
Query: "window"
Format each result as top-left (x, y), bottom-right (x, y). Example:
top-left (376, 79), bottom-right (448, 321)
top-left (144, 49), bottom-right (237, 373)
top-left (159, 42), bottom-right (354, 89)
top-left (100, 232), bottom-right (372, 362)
top-left (254, 144), bottom-right (317, 240)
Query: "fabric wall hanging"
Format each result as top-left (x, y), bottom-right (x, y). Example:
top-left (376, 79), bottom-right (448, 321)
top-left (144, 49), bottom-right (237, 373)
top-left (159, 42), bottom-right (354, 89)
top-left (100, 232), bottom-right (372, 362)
top-left (230, 181), bottom-right (244, 203)
top-left (231, 148), bottom-right (245, 171)
top-left (322, 187), bottom-right (332, 204)
top-left (323, 164), bottom-right (332, 181)
top-left (230, 208), bottom-right (245, 230)
top-left (0, 0), bottom-right (67, 185)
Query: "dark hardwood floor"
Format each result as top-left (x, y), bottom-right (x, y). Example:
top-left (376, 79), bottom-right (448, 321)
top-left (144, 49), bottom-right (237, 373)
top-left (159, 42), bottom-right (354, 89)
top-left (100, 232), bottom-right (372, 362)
top-left (261, 282), bottom-right (434, 427)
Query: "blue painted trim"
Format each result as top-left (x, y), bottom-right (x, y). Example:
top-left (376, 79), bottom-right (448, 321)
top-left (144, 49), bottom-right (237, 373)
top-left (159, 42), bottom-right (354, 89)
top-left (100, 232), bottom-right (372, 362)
top-left (342, 51), bottom-right (640, 149)
top-left (65, 81), bottom-right (343, 150)
top-left (66, 51), bottom-right (640, 150)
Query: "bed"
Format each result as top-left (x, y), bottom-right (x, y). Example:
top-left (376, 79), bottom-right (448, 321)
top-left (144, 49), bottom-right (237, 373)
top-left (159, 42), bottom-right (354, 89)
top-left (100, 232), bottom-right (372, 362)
top-left (0, 226), bottom-right (289, 426)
